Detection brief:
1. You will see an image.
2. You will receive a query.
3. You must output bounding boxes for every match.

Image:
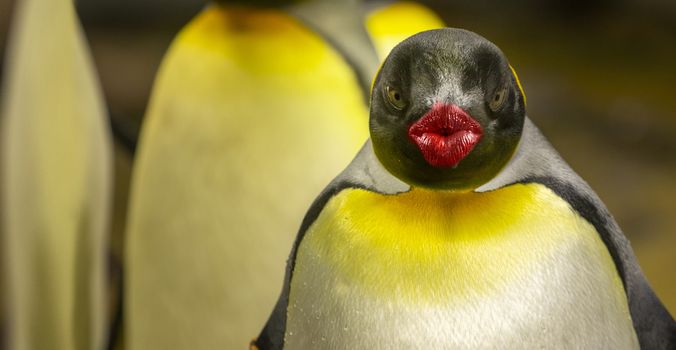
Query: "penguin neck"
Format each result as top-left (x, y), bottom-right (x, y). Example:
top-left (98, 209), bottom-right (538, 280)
top-left (408, 185), bottom-right (478, 197)
top-left (390, 186), bottom-right (484, 212)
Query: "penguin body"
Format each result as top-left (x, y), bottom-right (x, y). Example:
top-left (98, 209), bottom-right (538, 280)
top-left (256, 29), bottom-right (675, 349)
top-left (124, 1), bottom-right (443, 349)
top-left (281, 138), bottom-right (638, 349)
top-left (1, 0), bottom-right (112, 349)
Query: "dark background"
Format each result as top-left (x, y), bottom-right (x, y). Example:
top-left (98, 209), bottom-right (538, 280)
top-left (0, 0), bottom-right (674, 315)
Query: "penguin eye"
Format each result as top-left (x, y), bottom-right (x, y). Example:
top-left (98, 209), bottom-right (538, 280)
top-left (385, 85), bottom-right (406, 111)
top-left (488, 85), bottom-right (508, 112)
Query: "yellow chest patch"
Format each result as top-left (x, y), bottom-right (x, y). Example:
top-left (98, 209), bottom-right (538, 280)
top-left (295, 183), bottom-right (624, 303)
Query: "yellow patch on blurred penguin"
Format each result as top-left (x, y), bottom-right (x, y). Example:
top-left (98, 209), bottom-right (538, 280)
top-left (365, 1), bottom-right (444, 59)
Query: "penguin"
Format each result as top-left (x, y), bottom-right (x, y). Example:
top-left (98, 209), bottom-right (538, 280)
top-left (254, 28), bottom-right (676, 349)
top-left (123, 1), bottom-right (443, 349)
top-left (1, 0), bottom-right (112, 349)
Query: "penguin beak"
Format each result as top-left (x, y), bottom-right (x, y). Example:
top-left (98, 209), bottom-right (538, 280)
top-left (408, 103), bottom-right (483, 168)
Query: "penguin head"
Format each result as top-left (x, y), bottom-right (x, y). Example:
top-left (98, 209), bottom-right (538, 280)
top-left (370, 28), bottom-right (526, 191)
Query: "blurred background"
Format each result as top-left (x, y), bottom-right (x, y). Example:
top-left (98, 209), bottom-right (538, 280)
top-left (0, 0), bottom-right (674, 333)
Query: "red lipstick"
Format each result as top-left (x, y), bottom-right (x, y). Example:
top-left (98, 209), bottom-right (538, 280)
top-left (408, 103), bottom-right (483, 168)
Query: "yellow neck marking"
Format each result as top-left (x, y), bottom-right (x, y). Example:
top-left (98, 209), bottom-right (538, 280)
top-left (509, 64), bottom-right (527, 106)
top-left (298, 184), bottom-right (621, 303)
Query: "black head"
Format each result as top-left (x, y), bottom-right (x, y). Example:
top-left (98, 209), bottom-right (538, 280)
top-left (370, 28), bottom-right (527, 191)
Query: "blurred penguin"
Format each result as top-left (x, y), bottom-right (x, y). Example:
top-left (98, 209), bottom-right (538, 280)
top-left (123, 0), bottom-right (443, 349)
top-left (1, 0), bottom-right (113, 349)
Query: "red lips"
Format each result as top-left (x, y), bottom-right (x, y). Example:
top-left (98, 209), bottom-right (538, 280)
top-left (408, 103), bottom-right (483, 168)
